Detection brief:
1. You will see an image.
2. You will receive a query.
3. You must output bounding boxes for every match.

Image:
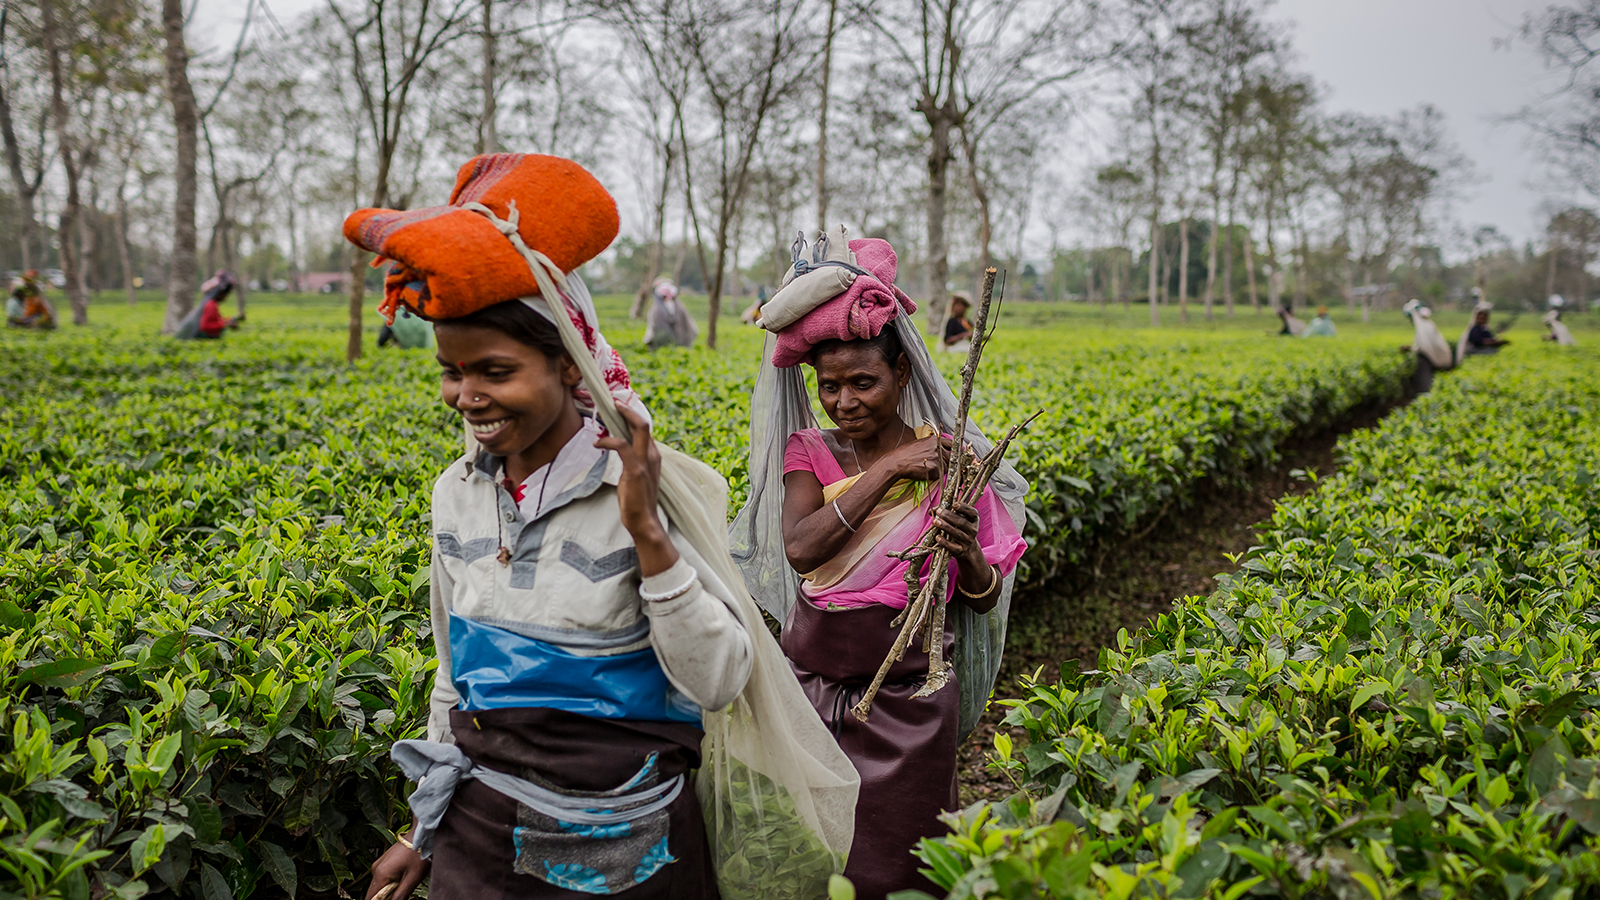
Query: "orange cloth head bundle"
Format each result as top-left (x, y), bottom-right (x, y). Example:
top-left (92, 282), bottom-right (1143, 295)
top-left (343, 153), bottom-right (619, 323)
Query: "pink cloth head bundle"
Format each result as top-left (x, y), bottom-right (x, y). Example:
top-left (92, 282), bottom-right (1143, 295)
top-left (771, 238), bottom-right (916, 368)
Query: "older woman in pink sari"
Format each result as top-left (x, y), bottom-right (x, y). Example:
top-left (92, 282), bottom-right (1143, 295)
top-left (778, 325), bottom-right (1026, 899)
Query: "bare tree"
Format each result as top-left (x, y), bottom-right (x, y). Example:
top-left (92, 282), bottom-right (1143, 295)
top-left (1078, 160), bottom-right (1143, 308)
top-left (866, 0), bottom-right (1104, 331)
top-left (682, 0), bottom-right (820, 348)
top-left (597, 0), bottom-right (699, 319)
top-left (326, 0), bottom-right (473, 362)
top-left (162, 0), bottom-right (201, 333)
top-left (1180, 0), bottom-right (1278, 319)
top-left (816, 0), bottom-right (837, 231)
top-left (0, 5), bottom-right (51, 272)
top-left (1546, 206), bottom-right (1599, 308)
top-left (1515, 2), bottom-right (1600, 199)
top-left (480, 0), bottom-right (498, 153)
top-left (1242, 72), bottom-right (1316, 314)
top-left (1124, 0), bottom-right (1195, 325)
top-left (39, 0), bottom-right (88, 323)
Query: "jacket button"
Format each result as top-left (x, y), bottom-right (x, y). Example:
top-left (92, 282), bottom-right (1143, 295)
top-left (504, 511), bottom-right (515, 522)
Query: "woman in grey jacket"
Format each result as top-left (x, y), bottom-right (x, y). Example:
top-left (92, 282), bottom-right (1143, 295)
top-left (353, 156), bottom-right (752, 900)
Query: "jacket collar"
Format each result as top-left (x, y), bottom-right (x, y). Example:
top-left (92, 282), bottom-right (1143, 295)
top-left (459, 445), bottom-right (622, 522)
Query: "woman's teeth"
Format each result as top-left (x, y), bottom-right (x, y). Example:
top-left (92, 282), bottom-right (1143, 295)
top-left (470, 419), bottom-right (508, 435)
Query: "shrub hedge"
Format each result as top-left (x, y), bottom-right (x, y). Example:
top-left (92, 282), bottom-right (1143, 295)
top-left (917, 346), bottom-right (1600, 899)
top-left (0, 302), bottom-right (1409, 899)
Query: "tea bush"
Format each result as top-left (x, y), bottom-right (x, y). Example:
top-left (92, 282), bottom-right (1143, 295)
top-left (921, 345), bottom-right (1600, 899)
top-left (0, 298), bottom-right (1411, 899)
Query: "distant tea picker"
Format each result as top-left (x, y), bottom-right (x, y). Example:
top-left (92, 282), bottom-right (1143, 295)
top-left (1402, 299), bottom-right (1455, 393)
top-left (342, 153), bottom-right (856, 900)
top-left (5, 270), bottom-right (55, 330)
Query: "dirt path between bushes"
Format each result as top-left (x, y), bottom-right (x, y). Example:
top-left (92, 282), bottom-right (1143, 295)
top-left (956, 398), bottom-right (1404, 805)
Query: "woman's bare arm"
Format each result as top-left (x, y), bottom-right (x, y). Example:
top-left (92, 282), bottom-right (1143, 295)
top-left (781, 435), bottom-right (945, 573)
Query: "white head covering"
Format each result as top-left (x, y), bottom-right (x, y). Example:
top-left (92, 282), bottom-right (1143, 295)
top-left (729, 311), bottom-right (1030, 737)
top-left (1402, 300), bottom-right (1454, 368)
top-left (1544, 308), bottom-right (1578, 345)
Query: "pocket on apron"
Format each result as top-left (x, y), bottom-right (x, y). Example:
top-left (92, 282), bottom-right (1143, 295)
top-left (511, 752), bottom-right (682, 894)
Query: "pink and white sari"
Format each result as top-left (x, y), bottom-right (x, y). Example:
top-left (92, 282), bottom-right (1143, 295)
top-left (783, 427), bottom-right (1027, 610)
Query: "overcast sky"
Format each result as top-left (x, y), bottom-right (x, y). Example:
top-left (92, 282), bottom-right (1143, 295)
top-left (207, 0), bottom-right (1569, 247)
top-left (1272, 0), bottom-right (1559, 243)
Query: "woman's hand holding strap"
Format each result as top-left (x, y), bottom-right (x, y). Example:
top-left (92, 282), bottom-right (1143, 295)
top-left (595, 405), bottom-right (681, 578)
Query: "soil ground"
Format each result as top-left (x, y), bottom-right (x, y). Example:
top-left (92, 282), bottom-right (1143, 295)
top-left (956, 399), bottom-right (1402, 805)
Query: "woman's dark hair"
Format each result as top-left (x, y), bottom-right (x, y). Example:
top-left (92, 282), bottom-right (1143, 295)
top-left (810, 326), bottom-right (904, 369)
top-left (443, 299), bottom-right (567, 358)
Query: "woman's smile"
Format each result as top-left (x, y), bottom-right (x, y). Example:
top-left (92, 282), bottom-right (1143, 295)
top-left (466, 417), bottom-right (513, 444)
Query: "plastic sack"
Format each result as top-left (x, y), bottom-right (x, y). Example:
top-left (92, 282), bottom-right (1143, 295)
top-left (173, 303), bottom-right (204, 340)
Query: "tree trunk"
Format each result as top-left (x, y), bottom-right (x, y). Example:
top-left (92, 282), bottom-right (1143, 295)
top-left (225, 218), bottom-right (245, 316)
top-left (1546, 241), bottom-right (1558, 301)
top-left (76, 197), bottom-right (97, 298)
top-left (963, 130), bottom-right (993, 277)
top-left (0, 47), bottom-right (41, 272)
top-left (41, 0), bottom-right (87, 325)
top-left (1158, 228), bottom-right (1172, 306)
top-left (1293, 225), bottom-right (1308, 312)
top-left (479, 0), bottom-right (497, 154)
top-left (1202, 209), bottom-right (1217, 320)
top-left (347, 147), bottom-right (400, 361)
top-left (1120, 248), bottom-right (1130, 308)
top-left (1243, 227), bottom-right (1258, 313)
top-left (117, 187), bottom-right (136, 304)
top-left (1147, 213), bottom-right (1160, 325)
top-left (1203, 164), bottom-right (1220, 320)
top-left (162, 0), bottom-right (199, 334)
top-left (922, 101), bottom-right (953, 333)
top-left (1264, 196), bottom-right (1279, 312)
top-left (1342, 245), bottom-right (1353, 315)
top-left (287, 180), bottom-right (302, 292)
top-left (633, 131), bottom-right (674, 319)
top-left (1177, 216), bottom-right (1190, 323)
top-left (673, 109), bottom-right (715, 345)
top-left (347, 250), bottom-right (367, 361)
top-left (816, 0), bottom-right (837, 232)
top-left (1222, 213), bottom-right (1235, 318)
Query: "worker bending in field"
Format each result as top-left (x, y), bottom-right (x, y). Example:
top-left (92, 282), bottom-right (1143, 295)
top-left (731, 234), bottom-right (1028, 900)
top-left (377, 306), bottom-right (433, 349)
top-left (643, 278), bottom-right (697, 349)
top-left (1465, 307), bottom-right (1511, 355)
top-left (1401, 299), bottom-right (1455, 393)
top-left (1544, 299), bottom-right (1577, 346)
top-left (1275, 303), bottom-right (1306, 336)
top-left (175, 271), bottom-right (244, 339)
top-left (348, 154), bottom-right (854, 900)
top-left (943, 290), bottom-right (974, 352)
top-left (1301, 306), bottom-right (1337, 337)
top-left (6, 270), bottom-right (55, 329)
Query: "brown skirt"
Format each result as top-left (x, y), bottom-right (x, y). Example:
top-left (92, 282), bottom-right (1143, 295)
top-left (429, 707), bottom-right (719, 900)
top-left (781, 595), bottom-right (959, 900)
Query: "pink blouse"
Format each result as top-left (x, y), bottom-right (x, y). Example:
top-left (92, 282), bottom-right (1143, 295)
top-left (783, 429), bottom-right (1027, 609)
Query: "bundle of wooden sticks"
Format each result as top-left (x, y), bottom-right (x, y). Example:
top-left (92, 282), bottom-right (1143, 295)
top-left (850, 267), bottom-right (1042, 722)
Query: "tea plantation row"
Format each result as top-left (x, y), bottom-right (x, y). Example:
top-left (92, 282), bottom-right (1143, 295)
top-left (0, 303), bottom-right (1412, 899)
top-left (921, 346), bottom-right (1600, 899)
